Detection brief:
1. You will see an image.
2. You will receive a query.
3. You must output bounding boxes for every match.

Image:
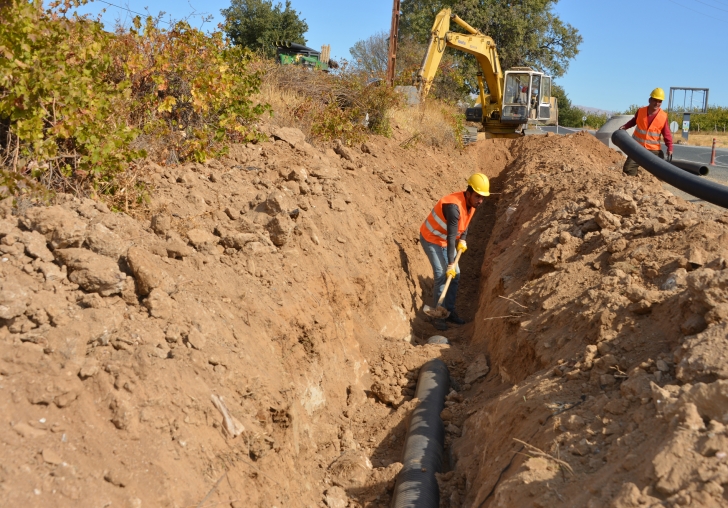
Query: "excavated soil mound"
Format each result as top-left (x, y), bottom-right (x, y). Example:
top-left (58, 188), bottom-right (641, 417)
top-left (440, 132), bottom-right (728, 508)
top-left (0, 125), bottom-right (506, 507)
top-left (3, 126), bottom-right (728, 508)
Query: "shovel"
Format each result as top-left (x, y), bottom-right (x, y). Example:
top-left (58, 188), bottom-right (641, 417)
top-left (423, 249), bottom-right (463, 319)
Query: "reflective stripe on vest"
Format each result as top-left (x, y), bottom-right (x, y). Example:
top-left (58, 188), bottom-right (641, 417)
top-left (428, 208), bottom-right (448, 231)
top-left (632, 107), bottom-right (667, 150)
top-left (419, 191), bottom-right (475, 247)
top-left (423, 218), bottom-right (447, 240)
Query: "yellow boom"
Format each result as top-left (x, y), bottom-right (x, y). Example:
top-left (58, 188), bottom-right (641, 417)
top-left (416, 8), bottom-right (553, 137)
top-left (418, 9), bottom-right (503, 120)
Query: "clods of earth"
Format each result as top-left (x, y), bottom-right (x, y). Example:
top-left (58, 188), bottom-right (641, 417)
top-left (1, 125), bottom-right (728, 508)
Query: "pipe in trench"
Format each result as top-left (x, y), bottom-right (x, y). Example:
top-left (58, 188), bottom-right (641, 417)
top-left (669, 158), bottom-right (710, 176)
top-left (391, 358), bottom-right (450, 508)
top-left (612, 130), bottom-right (728, 209)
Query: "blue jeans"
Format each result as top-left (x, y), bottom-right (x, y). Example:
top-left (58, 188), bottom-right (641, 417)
top-left (420, 233), bottom-right (459, 313)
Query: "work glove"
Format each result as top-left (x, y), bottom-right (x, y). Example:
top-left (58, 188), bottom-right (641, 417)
top-left (457, 240), bottom-right (467, 253)
top-left (667, 152), bottom-right (673, 162)
top-left (446, 263), bottom-right (457, 279)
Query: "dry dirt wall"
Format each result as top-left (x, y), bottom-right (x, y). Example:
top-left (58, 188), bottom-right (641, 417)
top-left (6, 124), bottom-right (728, 508)
top-left (442, 132), bottom-right (728, 507)
top-left (0, 126), bottom-right (492, 507)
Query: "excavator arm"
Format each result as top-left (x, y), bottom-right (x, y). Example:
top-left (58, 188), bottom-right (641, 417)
top-left (417, 8), bottom-right (504, 118)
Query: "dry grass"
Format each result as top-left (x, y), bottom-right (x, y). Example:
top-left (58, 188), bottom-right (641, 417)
top-left (256, 64), bottom-right (402, 144)
top-left (257, 80), bottom-right (313, 134)
top-left (676, 132), bottom-right (728, 148)
top-left (257, 64), bottom-right (463, 149)
top-left (389, 100), bottom-right (463, 149)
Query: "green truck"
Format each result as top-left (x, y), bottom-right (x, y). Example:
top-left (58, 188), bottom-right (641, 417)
top-left (274, 42), bottom-right (332, 71)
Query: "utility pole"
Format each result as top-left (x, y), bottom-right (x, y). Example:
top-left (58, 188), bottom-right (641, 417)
top-left (386, 0), bottom-right (401, 86)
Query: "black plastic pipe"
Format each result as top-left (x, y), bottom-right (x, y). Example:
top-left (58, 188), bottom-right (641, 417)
top-left (391, 358), bottom-right (450, 508)
top-left (670, 158), bottom-right (710, 176)
top-left (612, 129), bottom-right (728, 209)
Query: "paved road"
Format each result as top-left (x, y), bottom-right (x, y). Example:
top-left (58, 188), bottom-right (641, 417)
top-left (670, 144), bottom-right (728, 170)
top-left (540, 126), bottom-right (595, 135)
top-left (536, 125), bottom-right (728, 209)
top-left (660, 142), bottom-right (728, 209)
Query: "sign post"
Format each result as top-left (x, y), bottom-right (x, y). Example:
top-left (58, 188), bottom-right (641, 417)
top-left (682, 113), bottom-right (691, 142)
top-left (582, 115), bottom-right (587, 129)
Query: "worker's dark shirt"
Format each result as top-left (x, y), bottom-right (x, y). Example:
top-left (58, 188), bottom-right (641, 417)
top-left (442, 197), bottom-right (470, 263)
top-left (622, 109), bottom-right (674, 151)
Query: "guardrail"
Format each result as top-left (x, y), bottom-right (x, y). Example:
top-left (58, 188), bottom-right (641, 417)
top-left (611, 129), bottom-right (728, 209)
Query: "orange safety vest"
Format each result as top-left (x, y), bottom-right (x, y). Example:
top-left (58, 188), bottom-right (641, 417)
top-left (420, 191), bottom-right (475, 247)
top-left (632, 107), bottom-right (667, 150)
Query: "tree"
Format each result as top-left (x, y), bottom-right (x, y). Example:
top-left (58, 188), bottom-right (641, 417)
top-left (400, 0), bottom-right (582, 96)
top-left (222, 0), bottom-right (308, 58)
top-left (349, 31), bottom-right (389, 77)
top-left (551, 83), bottom-right (581, 127)
top-left (551, 84), bottom-right (608, 128)
top-left (348, 31), bottom-right (468, 103)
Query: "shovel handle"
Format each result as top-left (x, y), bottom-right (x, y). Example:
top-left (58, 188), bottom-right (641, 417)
top-left (435, 249), bottom-right (463, 308)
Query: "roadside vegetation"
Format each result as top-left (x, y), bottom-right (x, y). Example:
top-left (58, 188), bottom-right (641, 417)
top-left (552, 84), bottom-right (609, 129)
top-left (1, 0), bottom-right (269, 208)
top-left (620, 105), bottom-right (728, 145)
top-left (260, 62), bottom-right (402, 144)
top-left (0, 0), bottom-right (590, 208)
top-left (0, 0), bottom-right (401, 209)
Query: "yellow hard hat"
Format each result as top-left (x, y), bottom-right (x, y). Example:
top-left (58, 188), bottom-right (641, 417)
top-left (650, 88), bottom-right (665, 101)
top-left (467, 173), bottom-right (490, 196)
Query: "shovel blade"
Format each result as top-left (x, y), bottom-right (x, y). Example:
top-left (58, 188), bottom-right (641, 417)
top-left (423, 304), bottom-right (450, 319)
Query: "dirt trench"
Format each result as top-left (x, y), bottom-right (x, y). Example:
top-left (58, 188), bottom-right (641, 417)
top-left (2, 126), bottom-right (728, 508)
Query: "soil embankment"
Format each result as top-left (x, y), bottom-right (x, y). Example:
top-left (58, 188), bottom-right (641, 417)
top-left (444, 132), bottom-right (728, 508)
top-left (0, 125), bottom-right (502, 507)
top-left (2, 127), bottom-right (728, 508)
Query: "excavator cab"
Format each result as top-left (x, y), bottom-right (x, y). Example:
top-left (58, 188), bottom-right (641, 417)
top-left (501, 69), bottom-right (551, 124)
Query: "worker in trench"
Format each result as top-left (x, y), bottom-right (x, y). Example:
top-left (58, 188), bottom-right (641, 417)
top-left (619, 87), bottom-right (673, 176)
top-left (419, 173), bottom-right (490, 331)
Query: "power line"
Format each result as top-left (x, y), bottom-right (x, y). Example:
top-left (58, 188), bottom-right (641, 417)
top-left (688, 0), bottom-right (728, 14)
top-left (95, 0), bottom-right (173, 25)
top-left (691, 0), bottom-right (728, 8)
top-left (666, 0), bottom-right (728, 23)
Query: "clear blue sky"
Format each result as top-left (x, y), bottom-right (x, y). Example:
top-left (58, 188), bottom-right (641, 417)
top-left (78, 0), bottom-right (727, 112)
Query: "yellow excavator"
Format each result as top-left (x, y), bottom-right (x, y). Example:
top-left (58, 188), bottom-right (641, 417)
top-left (417, 8), bottom-right (554, 137)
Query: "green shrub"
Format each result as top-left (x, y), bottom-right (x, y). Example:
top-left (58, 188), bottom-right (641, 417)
top-left (0, 0), bottom-right (270, 205)
top-left (113, 16), bottom-right (271, 163)
top-left (310, 97), bottom-right (366, 143)
top-left (0, 0), bottom-right (138, 192)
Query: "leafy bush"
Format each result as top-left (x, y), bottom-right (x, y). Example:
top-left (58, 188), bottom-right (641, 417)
top-left (670, 106), bottom-right (728, 133)
top-left (1, 0), bottom-right (269, 204)
top-left (0, 0), bottom-right (138, 192)
top-left (113, 16), bottom-right (271, 163)
top-left (551, 84), bottom-right (580, 127)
